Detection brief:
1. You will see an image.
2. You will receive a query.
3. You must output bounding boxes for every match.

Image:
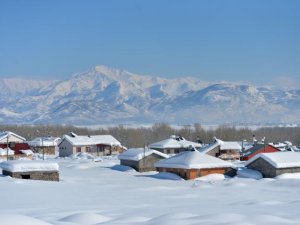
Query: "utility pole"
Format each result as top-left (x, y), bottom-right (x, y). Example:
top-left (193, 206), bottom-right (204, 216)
top-left (6, 133), bottom-right (9, 161)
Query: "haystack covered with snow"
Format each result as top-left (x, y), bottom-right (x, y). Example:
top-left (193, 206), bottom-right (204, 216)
top-left (245, 152), bottom-right (300, 178)
top-left (199, 138), bottom-right (241, 160)
top-left (0, 160), bottom-right (59, 181)
top-left (118, 148), bottom-right (169, 172)
top-left (149, 135), bottom-right (202, 154)
top-left (155, 150), bottom-right (236, 180)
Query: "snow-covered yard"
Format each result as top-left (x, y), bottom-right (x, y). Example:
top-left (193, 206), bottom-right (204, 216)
top-left (1, 156), bottom-right (300, 225)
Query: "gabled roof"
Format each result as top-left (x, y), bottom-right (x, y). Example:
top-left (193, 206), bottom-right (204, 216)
top-left (241, 144), bottom-right (279, 157)
top-left (149, 135), bottom-right (202, 149)
top-left (245, 152), bottom-right (300, 169)
top-left (118, 148), bottom-right (169, 161)
top-left (154, 150), bottom-right (233, 169)
top-left (61, 133), bottom-right (121, 146)
top-left (0, 131), bottom-right (26, 142)
top-left (199, 138), bottom-right (241, 154)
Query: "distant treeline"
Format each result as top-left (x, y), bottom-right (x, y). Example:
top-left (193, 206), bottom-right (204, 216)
top-left (1, 123), bottom-right (300, 148)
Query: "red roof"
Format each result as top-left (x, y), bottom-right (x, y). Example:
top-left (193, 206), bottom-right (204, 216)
top-left (0, 143), bottom-right (31, 155)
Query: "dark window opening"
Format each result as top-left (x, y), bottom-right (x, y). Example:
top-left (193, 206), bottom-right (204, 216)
top-left (21, 174), bottom-right (30, 179)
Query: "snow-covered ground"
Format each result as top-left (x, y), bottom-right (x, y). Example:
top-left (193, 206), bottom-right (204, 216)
top-left (1, 156), bottom-right (300, 225)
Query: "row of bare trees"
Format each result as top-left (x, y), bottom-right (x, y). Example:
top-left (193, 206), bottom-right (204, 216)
top-left (1, 123), bottom-right (299, 148)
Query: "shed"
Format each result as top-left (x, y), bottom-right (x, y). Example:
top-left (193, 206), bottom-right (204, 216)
top-left (245, 152), bottom-right (300, 178)
top-left (240, 144), bottom-right (280, 161)
top-left (149, 135), bottom-right (202, 154)
top-left (118, 148), bottom-right (169, 172)
top-left (155, 150), bottom-right (236, 180)
top-left (0, 161), bottom-right (59, 181)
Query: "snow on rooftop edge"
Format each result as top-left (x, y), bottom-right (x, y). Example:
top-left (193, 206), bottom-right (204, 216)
top-left (245, 152), bottom-right (300, 169)
top-left (155, 150), bottom-right (234, 169)
top-left (118, 148), bottom-right (169, 161)
top-left (0, 161), bottom-right (59, 172)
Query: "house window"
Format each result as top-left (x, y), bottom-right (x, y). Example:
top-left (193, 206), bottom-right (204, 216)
top-left (76, 147), bottom-right (81, 153)
top-left (86, 146), bottom-right (91, 152)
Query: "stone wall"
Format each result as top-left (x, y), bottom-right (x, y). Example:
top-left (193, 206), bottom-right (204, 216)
top-left (3, 170), bottom-right (59, 181)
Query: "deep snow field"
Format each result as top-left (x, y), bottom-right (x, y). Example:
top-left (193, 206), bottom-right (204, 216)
top-left (1, 156), bottom-right (300, 225)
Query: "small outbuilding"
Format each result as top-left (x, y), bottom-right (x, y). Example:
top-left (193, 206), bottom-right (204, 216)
top-left (0, 161), bottom-right (59, 181)
top-left (154, 150), bottom-right (236, 180)
top-left (118, 148), bottom-right (169, 172)
top-left (245, 152), bottom-right (300, 178)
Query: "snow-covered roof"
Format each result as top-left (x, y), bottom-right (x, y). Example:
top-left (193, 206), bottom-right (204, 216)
top-left (0, 131), bottom-right (26, 142)
top-left (245, 152), bottom-right (300, 169)
top-left (199, 138), bottom-right (241, 153)
top-left (62, 133), bottom-right (121, 146)
top-left (154, 150), bottom-right (234, 169)
top-left (0, 148), bottom-right (14, 156)
top-left (27, 137), bottom-right (61, 147)
top-left (0, 161), bottom-right (59, 172)
top-left (149, 135), bottom-right (202, 149)
top-left (118, 148), bottom-right (169, 161)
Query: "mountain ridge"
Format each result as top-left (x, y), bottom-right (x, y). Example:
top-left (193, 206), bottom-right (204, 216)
top-left (0, 65), bottom-right (299, 125)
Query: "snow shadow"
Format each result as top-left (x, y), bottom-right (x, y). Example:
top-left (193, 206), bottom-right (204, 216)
top-left (110, 165), bottom-right (136, 172)
top-left (135, 172), bottom-right (183, 181)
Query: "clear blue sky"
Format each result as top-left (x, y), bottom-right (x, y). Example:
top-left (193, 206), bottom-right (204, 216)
top-left (0, 0), bottom-right (299, 87)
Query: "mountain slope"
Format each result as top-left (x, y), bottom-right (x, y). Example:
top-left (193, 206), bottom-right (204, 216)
top-left (0, 65), bottom-right (299, 125)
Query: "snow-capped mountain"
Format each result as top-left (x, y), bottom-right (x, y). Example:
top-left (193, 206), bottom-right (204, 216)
top-left (0, 65), bottom-right (299, 125)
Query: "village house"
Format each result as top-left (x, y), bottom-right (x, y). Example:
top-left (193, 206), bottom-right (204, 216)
top-left (0, 160), bottom-right (59, 181)
top-left (28, 136), bottom-right (61, 155)
top-left (0, 131), bottom-right (26, 144)
top-left (240, 143), bottom-right (280, 161)
top-left (245, 152), bottom-right (300, 178)
top-left (118, 148), bottom-right (169, 172)
top-left (59, 132), bottom-right (123, 157)
top-left (149, 135), bottom-right (202, 154)
top-left (199, 138), bottom-right (242, 160)
top-left (154, 150), bottom-right (236, 180)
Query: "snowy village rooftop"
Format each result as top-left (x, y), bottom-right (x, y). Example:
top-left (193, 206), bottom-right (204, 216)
top-left (149, 135), bottom-right (202, 149)
top-left (0, 131), bottom-right (26, 142)
top-left (155, 150), bottom-right (234, 169)
top-left (245, 152), bottom-right (300, 169)
top-left (118, 148), bottom-right (169, 161)
top-left (199, 138), bottom-right (241, 153)
top-left (0, 161), bottom-right (59, 173)
top-left (63, 133), bottom-right (121, 146)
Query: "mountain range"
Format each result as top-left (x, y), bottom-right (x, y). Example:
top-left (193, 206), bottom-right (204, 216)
top-left (1, 65), bottom-right (299, 125)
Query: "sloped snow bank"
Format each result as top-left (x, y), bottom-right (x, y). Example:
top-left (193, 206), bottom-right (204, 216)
top-left (0, 214), bottom-right (52, 225)
top-left (152, 172), bottom-right (184, 181)
top-left (59, 212), bottom-right (111, 225)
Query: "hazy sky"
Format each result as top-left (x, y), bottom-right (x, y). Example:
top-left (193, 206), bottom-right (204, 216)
top-left (0, 0), bottom-right (299, 87)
